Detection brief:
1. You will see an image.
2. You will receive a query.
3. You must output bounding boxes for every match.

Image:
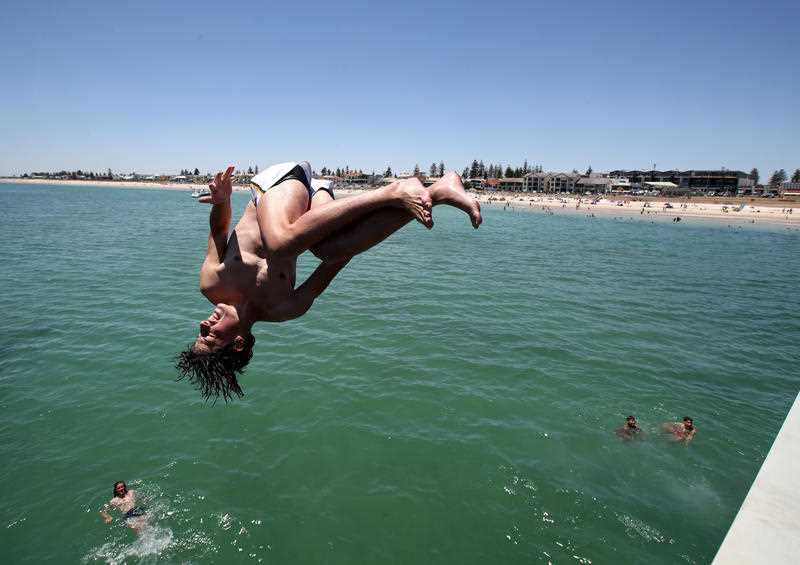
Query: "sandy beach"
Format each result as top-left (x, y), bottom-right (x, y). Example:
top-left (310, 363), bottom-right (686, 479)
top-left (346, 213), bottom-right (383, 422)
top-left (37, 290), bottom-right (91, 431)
top-left (2, 177), bottom-right (798, 226)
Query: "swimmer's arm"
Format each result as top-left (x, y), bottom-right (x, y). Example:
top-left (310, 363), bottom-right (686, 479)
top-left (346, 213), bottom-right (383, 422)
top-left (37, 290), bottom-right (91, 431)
top-left (269, 259), bottom-right (350, 321)
top-left (99, 503), bottom-right (113, 524)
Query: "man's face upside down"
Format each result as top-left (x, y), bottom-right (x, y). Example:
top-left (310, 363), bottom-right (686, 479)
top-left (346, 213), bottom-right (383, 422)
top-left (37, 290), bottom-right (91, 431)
top-left (194, 303), bottom-right (244, 353)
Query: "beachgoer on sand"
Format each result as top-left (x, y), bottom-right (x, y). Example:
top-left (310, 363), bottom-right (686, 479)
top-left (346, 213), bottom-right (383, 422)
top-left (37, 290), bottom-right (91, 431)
top-left (177, 163), bottom-right (482, 401)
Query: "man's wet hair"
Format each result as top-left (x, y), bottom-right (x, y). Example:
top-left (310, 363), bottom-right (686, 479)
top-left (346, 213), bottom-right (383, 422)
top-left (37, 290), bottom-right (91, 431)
top-left (683, 416), bottom-right (693, 425)
top-left (114, 481), bottom-right (126, 498)
top-left (175, 334), bottom-right (255, 402)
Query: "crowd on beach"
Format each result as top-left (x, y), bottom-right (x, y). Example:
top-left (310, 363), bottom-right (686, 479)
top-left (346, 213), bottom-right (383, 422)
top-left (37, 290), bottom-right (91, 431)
top-left (481, 193), bottom-right (798, 226)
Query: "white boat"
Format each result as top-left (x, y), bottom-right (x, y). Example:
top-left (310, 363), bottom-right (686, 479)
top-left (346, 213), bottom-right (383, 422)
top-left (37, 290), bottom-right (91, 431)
top-left (190, 187), bottom-right (210, 199)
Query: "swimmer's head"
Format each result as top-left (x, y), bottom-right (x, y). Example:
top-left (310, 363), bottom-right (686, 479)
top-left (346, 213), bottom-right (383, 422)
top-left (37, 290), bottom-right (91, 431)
top-left (114, 481), bottom-right (127, 497)
top-left (626, 415), bottom-right (637, 428)
top-left (683, 416), bottom-right (694, 430)
top-left (193, 304), bottom-right (247, 354)
top-left (176, 304), bottom-right (255, 402)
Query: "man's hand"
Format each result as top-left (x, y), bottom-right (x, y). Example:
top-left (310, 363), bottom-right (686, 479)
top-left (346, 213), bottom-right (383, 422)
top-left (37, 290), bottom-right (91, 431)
top-left (99, 509), bottom-right (113, 524)
top-left (199, 166), bottom-right (235, 204)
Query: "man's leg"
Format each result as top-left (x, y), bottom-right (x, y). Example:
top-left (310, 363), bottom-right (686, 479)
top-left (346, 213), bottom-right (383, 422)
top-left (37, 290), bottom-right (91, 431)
top-left (257, 179), bottom-right (432, 260)
top-left (310, 174), bottom-right (482, 263)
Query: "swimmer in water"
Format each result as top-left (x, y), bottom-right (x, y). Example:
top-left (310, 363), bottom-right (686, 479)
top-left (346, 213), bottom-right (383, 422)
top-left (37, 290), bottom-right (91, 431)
top-left (662, 416), bottom-right (696, 443)
top-left (99, 481), bottom-right (147, 534)
top-left (177, 163), bottom-right (482, 401)
top-left (616, 415), bottom-right (644, 440)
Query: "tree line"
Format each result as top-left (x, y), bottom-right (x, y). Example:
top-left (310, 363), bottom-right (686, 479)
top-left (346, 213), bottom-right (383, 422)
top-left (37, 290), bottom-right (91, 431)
top-left (26, 164), bottom-right (799, 188)
top-left (749, 167), bottom-right (799, 188)
top-left (318, 166), bottom-right (368, 177)
top-left (767, 168), bottom-right (799, 188)
top-left (23, 168), bottom-right (117, 179)
top-left (179, 165), bottom-right (260, 176)
top-left (460, 159), bottom-right (543, 180)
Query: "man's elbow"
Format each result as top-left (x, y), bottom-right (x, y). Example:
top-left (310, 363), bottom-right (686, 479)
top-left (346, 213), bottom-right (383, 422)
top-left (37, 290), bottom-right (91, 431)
top-left (297, 296), bottom-right (314, 318)
top-left (290, 294), bottom-right (315, 320)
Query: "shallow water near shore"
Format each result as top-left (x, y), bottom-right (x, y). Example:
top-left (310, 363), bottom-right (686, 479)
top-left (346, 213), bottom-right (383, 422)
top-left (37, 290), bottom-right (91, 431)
top-left (1, 183), bottom-right (798, 564)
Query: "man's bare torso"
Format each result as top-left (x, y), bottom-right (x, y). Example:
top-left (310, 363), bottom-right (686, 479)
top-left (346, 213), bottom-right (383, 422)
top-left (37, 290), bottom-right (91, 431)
top-left (203, 202), bottom-right (297, 320)
top-left (109, 490), bottom-right (136, 513)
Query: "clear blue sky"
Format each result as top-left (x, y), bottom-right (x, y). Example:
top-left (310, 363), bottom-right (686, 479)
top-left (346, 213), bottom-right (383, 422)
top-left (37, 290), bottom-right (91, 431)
top-left (1, 0), bottom-right (797, 178)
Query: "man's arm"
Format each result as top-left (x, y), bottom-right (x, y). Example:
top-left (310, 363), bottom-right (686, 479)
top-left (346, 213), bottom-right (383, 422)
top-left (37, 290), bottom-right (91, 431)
top-left (269, 259), bottom-right (350, 321)
top-left (200, 167), bottom-right (235, 292)
top-left (99, 503), bottom-right (113, 524)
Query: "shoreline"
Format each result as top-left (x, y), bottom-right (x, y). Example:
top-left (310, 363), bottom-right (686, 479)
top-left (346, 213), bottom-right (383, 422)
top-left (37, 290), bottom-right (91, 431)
top-left (2, 177), bottom-right (798, 227)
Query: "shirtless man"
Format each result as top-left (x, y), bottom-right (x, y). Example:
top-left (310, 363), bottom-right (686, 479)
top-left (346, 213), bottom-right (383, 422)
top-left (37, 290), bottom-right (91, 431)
top-left (615, 415), bottom-right (644, 440)
top-left (99, 481), bottom-right (147, 533)
top-left (176, 162), bottom-right (482, 401)
top-left (663, 416), bottom-right (697, 443)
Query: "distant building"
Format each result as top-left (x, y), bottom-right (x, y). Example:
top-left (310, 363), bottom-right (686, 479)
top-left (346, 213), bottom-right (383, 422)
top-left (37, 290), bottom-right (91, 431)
top-left (780, 182), bottom-right (800, 201)
top-left (464, 177), bottom-right (525, 191)
top-left (342, 172), bottom-right (370, 185)
top-left (523, 172), bottom-right (580, 193)
top-left (397, 171), bottom-right (425, 180)
top-left (576, 176), bottom-right (612, 193)
top-left (610, 177), bottom-right (632, 192)
top-left (497, 177), bottom-right (524, 191)
top-left (643, 181), bottom-right (681, 194)
top-left (524, 172), bottom-right (549, 191)
top-left (553, 173), bottom-right (581, 192)
top-left (609, 170), bottom-right (752, 195)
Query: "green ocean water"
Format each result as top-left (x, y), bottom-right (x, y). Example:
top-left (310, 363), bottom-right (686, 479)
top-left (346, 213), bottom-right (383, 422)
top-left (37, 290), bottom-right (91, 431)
top-left (0, 183), bottom-right (798, 564)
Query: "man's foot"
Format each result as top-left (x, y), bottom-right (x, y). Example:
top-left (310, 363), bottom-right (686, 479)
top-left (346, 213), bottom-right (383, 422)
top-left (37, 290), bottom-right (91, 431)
top-left (429, 172), bottom-right (482, 228)
top-left (395, 179), bottom-right (433, 229)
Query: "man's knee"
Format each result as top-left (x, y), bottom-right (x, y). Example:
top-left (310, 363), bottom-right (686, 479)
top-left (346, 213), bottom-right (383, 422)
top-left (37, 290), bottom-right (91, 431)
top-left (264, 224), bottom-right (298, 260)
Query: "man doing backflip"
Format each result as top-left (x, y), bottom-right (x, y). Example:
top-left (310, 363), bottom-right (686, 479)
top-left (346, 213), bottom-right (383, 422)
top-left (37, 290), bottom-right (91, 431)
top-left (176, 162), bottom-right (482, 401)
